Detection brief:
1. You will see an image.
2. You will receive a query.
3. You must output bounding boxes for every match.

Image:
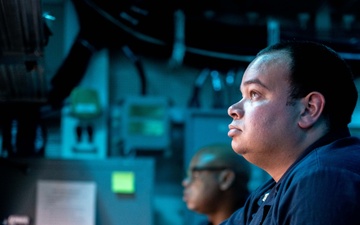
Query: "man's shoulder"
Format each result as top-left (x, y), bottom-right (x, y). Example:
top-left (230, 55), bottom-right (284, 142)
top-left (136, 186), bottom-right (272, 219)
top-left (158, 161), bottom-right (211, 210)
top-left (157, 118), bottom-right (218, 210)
top-left (307, 136), bottom-right (360, 172)
top-left (198, 220), bottom-right (212, 225)
top-left (280, 136), bottom-right (360, 190)
top-left (219, 207), bottom-right (245, 225)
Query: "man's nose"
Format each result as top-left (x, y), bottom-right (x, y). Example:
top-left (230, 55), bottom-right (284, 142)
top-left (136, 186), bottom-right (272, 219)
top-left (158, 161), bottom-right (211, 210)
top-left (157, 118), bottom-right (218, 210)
top-left (228, 101), bottom-right (243, 119)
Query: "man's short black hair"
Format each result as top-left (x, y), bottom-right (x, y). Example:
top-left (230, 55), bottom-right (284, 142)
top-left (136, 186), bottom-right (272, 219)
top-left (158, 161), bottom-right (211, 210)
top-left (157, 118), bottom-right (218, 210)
top-left (257, 40), bottom-right (358, 129)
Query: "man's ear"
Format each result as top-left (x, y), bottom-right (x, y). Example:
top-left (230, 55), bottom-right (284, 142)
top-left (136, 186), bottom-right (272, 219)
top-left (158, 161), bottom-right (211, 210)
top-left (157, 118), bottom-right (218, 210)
top-left (298, 91), bottom-right (325, 129)
top-left (218, 170), bottom-right (235, 191)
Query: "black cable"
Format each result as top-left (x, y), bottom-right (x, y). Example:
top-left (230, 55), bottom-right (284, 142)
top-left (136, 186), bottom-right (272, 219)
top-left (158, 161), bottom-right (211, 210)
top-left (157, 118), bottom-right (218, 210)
top-left (122, 45), bottom-right (147, 95)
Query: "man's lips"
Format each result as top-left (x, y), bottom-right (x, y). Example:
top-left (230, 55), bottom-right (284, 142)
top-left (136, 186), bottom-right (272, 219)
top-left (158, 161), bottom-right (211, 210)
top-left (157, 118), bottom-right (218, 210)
top-left (228, 124), bottom-right (241, 137)
top-left (182, 191), bottom-right (189, 202)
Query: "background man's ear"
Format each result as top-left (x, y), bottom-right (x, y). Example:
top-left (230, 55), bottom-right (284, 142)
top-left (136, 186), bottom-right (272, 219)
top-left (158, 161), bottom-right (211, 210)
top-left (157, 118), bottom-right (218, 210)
top-left (218, 170), bottom-right (235, 191)
top-left (298, 92), bottom-right (325, 129)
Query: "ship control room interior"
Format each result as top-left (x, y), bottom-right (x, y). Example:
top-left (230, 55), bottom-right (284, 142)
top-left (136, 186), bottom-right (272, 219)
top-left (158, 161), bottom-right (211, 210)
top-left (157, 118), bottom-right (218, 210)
top-left (1, 0), bottom-right (360, 224)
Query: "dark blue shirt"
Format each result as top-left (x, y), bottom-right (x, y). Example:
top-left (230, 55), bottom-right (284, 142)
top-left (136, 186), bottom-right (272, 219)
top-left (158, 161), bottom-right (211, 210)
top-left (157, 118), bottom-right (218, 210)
top-left (198, 220), bottom-right (212, 225)
top-left (220, 128), bottom-right (360, 225)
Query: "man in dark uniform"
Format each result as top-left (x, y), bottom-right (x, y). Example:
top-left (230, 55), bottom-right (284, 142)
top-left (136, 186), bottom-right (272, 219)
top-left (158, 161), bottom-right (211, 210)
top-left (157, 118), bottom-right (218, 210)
top-left (225, 40), bottom-right (360, 225)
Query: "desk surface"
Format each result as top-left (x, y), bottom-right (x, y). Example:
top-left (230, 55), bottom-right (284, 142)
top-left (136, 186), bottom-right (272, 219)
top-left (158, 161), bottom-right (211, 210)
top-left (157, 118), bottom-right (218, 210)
top-left (0, 157), bottom-right (155, 225)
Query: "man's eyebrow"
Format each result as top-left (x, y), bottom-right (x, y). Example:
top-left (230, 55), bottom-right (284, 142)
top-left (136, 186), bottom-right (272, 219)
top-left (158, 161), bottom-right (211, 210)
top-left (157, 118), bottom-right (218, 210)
top-left (242, 78), bottom-right (269, 90)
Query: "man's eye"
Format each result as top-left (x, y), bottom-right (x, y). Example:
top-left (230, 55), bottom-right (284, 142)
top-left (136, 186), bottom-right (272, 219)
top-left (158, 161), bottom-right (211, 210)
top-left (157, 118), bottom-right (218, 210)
top-left (250, 91), bottom-right (259, 99)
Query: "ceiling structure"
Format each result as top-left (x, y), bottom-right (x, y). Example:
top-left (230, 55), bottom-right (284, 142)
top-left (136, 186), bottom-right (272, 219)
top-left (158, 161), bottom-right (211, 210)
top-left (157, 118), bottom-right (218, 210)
top-left (61, 0), bottom-right (360, 74)
top-left (0, 0), bottom-right (51, 104)
top-left (1, 0), bottom-right (360, 105)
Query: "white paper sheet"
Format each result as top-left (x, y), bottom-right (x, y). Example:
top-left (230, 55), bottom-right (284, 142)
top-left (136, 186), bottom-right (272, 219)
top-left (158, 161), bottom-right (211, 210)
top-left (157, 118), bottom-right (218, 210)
top-left (35, 180), bottom-right (96, 225)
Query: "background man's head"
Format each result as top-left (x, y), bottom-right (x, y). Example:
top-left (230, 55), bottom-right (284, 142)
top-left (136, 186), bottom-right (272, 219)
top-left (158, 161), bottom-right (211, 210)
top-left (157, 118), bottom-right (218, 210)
top-left (182, 143), bottom-right (251, 217)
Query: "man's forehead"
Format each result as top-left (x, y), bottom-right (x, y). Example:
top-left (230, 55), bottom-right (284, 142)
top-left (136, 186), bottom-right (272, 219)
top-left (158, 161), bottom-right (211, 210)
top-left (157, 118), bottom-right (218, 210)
top-left (191, 152), bottom-right (218, 168)
top-left (252, 51), bottom-right (291, 71)
top-left (242, 52), bottom-right (292, 87)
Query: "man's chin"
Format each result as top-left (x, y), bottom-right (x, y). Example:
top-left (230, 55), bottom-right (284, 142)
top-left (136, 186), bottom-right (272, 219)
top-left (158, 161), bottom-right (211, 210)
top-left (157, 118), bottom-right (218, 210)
top-left (186, 203), bottom-right (197, 211)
